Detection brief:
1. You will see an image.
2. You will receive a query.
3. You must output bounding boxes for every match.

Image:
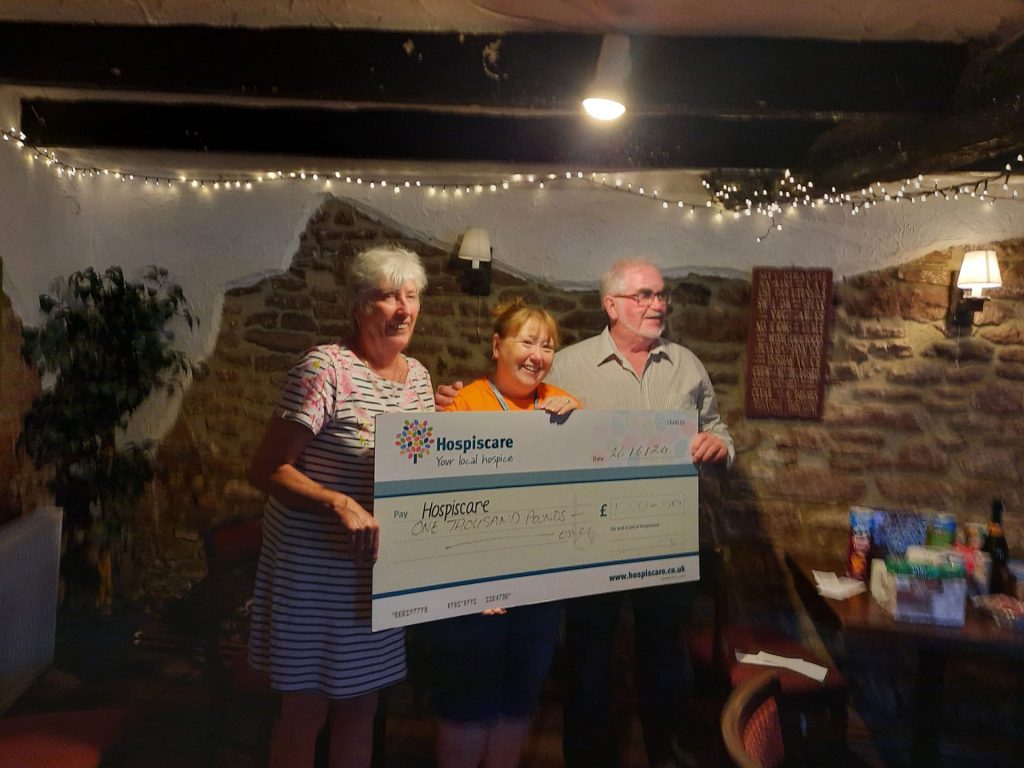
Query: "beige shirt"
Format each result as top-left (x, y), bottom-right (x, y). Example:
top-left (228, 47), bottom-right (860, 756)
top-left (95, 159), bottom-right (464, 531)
top-left (547, 327), bottom-right (734, 465)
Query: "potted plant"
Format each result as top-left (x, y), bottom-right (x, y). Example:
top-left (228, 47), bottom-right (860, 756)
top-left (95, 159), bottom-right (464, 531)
top-left (19, 265), bottom-right (195, 611)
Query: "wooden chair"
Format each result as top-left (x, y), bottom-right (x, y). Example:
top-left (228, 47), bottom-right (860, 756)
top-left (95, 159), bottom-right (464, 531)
top-left (200, 514), bottom-right (274, 760)
top-left (688, 546), bottom-right (848, 750)
top-left (721, 670), bottom-right (786, 768)
top-left (201, 514), bottom-right (268, 697)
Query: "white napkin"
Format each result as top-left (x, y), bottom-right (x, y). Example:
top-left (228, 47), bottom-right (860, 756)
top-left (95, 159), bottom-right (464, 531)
top-left (735, 649), bottom-right (829, 683)
top-left (812, 569), bottom-right (866, 600)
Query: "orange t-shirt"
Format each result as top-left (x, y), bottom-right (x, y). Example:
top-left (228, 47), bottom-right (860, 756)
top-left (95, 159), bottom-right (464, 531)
top-left (444, 378), bottom-right (580, 412)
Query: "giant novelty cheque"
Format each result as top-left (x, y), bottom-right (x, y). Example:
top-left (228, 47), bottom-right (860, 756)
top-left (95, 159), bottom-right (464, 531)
top-left (371, 409), bottom-right (699, 630)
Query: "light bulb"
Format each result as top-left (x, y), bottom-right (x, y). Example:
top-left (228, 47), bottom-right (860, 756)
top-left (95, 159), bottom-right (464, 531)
top-left (582, 97), bottom-right (626, 121)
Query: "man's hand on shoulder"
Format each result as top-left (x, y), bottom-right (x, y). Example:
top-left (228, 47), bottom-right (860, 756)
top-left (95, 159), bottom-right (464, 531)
top-left (434, 381), bottom-right (463, 409)
top-left (690, 432), bottom-right (728, 465)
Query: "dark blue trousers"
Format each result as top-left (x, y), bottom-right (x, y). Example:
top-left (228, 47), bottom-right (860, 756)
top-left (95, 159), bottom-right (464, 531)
top-left (426, 601), bottom-right (562, 722)
top-left (562, 583), bottom-right (696, 768)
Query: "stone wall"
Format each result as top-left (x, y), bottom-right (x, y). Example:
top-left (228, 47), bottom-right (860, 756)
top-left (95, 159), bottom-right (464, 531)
top-left (0, 259), bottom-right (47, 526)
top-left (726, 245), bottom-right (1024, 557)
top-left (78, 198), bottom-right (1022, 597)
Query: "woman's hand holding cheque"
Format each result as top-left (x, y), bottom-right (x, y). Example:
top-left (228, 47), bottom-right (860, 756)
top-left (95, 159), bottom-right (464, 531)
top-left (537, 394), bottom-right (578, 416)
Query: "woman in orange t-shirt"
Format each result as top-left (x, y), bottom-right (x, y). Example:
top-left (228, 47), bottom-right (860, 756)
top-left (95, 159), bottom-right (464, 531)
top-left (445, 299), bottom-right (578, 415)
top-left (430, 298), bottom-right (578, 768)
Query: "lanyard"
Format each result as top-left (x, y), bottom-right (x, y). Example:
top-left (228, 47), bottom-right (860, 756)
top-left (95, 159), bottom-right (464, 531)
top-left (487, 378), bottom-right (538, 411)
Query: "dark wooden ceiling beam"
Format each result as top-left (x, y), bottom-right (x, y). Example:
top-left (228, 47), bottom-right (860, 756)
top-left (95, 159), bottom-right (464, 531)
top-left (954, 33), bottom-right (1024, 110)
top-left (8, 22), bottom-right (1022, 187)
top-left (0, 22), bottom-right (967, 118)
top-left (19, 99), bottom-right (833, 168)
top-left (803, 35), bottom-right (1024, 189)
top-left (804, 104), bottom-right (1024, 190)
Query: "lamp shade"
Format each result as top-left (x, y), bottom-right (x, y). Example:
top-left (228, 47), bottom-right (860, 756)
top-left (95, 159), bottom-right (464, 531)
top-left (583, 34), bottom-right (630, 121)
top-left (957, 250), bottom-right (1002, 297)
top-left (458, 228), bottom-right (491, 268)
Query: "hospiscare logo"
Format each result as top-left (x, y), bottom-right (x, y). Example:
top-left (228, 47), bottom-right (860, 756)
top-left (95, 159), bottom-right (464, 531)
top-left (395, 418), bottom-right (434, 464)
top-left (395, 418), bottom-right (516, 465)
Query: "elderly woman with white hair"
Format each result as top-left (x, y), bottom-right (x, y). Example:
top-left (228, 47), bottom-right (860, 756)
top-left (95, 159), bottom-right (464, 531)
top-left (247, 245), bottom-right (434, 768)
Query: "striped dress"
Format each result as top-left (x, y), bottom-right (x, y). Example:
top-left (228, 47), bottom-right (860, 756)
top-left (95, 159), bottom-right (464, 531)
top-left (248, 344), bottom-right (435, 698)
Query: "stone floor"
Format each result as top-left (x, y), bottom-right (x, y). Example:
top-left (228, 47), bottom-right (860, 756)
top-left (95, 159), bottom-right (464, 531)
top-left (5, 652), bottom-right (690, 767)
top-left (4, 597), bottom-right (1021, 767)
top-left (4, 611), bottom-right (697, 768)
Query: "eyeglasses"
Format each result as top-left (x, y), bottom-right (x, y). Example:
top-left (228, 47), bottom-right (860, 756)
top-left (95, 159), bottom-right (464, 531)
top-left (613, 290), bottom-right (671, 307)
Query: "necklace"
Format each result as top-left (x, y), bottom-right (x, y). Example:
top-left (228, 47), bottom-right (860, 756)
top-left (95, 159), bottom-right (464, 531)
top-left (360, 353), bottom-right (407, 382)
top-left (352, 339), bottom-right (408, 381)
top-left (355, 351), bottom-right (430, 412)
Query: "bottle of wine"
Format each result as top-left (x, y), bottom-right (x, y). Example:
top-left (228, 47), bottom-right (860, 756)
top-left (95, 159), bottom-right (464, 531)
top-left (983, 499), bottom-right (1010, 594)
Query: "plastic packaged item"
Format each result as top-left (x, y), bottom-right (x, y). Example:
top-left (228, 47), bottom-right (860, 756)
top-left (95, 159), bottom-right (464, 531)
top-left (874, 556), bottom-right (967, 626)
top-left (972, 594), bottom-right (1024, 631)
top-left (870, 508), bottom-right (928, 560)
top-left (1009, 561), bottom-right (1024, 600)
top-left (961, 521), bottom-right (987, 550)
top-left (926, 512), bottom-right (957, 547)
top-left (847, 507), bottom-right (873, 582)
top-left (954, 544), bottom-right (992, 596)
top-left (905, 545), bottom-right (966, 572)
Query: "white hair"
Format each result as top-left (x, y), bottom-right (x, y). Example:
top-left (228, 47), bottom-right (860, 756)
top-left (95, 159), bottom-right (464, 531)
top-left (600, 259), bottom-right (660, 300)
top-left (345, 245), bottom-right (428, 319)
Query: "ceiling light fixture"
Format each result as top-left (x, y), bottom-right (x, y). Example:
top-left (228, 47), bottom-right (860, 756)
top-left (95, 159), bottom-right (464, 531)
top-left (583, 34), bottom-right (631, 121)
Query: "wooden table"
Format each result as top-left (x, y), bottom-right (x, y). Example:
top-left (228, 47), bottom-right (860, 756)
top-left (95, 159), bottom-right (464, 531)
top-left (785, 552), bottom-right (1024, 766)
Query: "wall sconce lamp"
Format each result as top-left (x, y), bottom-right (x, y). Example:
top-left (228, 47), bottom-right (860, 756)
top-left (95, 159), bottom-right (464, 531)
top-left (949, 249), bottom-right (1002, 326)
top-left (582, 34), bottom-right (631, 121)
top-left (458, 227), bottom-right (492, 296)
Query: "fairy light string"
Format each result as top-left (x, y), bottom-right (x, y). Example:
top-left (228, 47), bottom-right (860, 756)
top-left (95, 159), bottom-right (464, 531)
top-left (4, 127), bottom-right (1023, 244)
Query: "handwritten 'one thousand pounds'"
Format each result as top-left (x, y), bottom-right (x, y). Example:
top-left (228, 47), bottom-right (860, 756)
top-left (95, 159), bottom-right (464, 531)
top-left (371, 409), bottom-right (699, 630)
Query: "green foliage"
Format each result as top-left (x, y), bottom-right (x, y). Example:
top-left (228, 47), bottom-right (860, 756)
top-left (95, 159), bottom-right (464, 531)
top-left (19, 265), bottom-right (196, 547)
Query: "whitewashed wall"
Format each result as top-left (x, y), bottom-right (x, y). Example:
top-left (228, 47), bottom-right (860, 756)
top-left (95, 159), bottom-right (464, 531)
top-left (3, 92), bottom-right (1024, 438)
